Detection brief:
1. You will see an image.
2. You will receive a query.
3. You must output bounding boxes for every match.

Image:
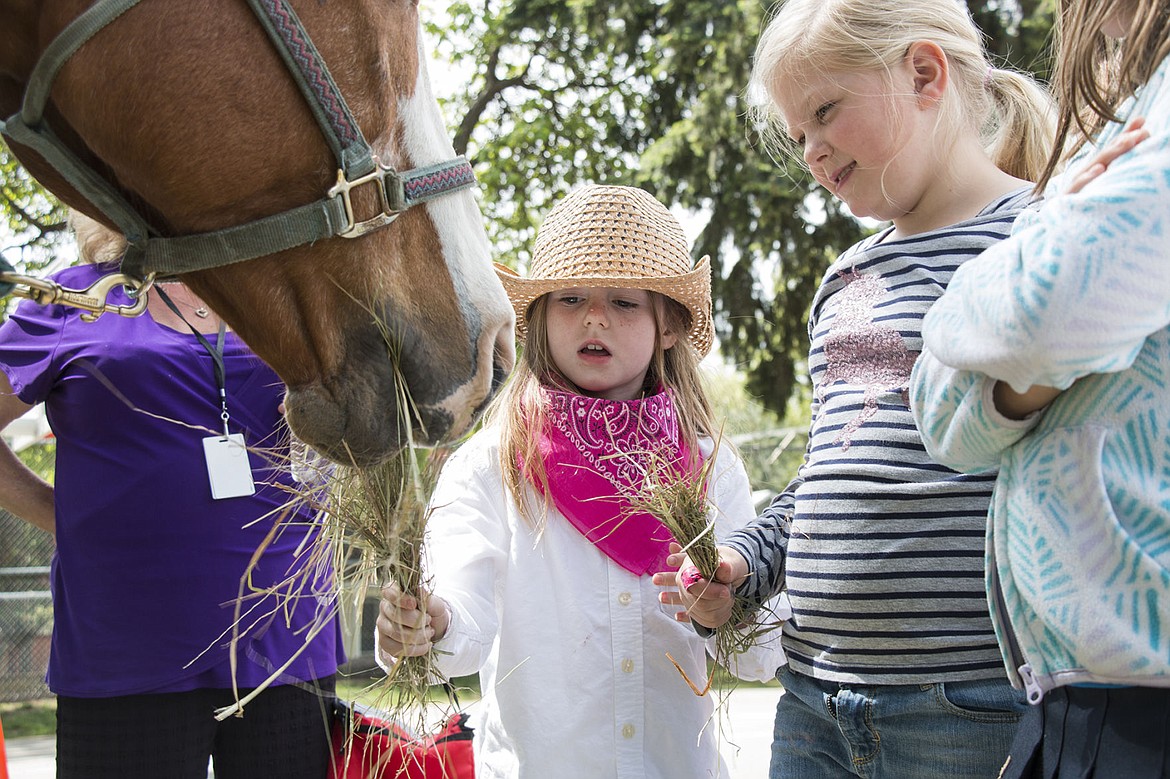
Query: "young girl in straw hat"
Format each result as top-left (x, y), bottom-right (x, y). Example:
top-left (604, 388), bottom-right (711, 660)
top-left (675, 0), bottom-right (1060, 777)
top-left (376, 184), bottom-right (785, 778)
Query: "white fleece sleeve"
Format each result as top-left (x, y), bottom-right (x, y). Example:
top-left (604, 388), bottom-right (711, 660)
top-left (922, 62), bottom-right (1170, 393)
top-left (909, 349), bottom-right (1043, 473)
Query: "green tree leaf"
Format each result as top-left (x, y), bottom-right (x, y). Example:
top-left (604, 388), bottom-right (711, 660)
top-left (0, 144), bottom-right (68, 274)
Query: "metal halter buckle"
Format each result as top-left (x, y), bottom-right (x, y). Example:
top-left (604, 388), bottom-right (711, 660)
top-left (327, 158), bottom-right (406, 239)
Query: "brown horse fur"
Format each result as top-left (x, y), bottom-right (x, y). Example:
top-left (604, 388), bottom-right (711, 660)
top-left (0, 0), bottom-right (515, 466)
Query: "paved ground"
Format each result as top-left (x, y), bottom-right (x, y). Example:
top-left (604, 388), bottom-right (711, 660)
top-left (4, 685), bottom-right (781, 778)
top-left (713, 686), bottom-right (780, 777)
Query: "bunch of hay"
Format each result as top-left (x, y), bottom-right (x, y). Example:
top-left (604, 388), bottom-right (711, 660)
top-left (326, 444), bottom-right (455, 720)
top-left (618, 441), bottom-right (775, 694)
top-left (211, 322), bottom-right (459, 743)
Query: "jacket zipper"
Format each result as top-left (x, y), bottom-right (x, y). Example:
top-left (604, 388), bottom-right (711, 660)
top-left (988, 538), bottom-right (1045, 704)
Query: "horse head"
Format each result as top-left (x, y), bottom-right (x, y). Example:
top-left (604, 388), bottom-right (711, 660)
top-left (0, 0), bottom-right (515, 466)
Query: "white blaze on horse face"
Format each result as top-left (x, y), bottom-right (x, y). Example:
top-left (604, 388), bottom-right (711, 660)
top-left (397, 26), bottom-right (515, 430)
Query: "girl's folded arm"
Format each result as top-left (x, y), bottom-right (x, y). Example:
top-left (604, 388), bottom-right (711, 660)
top-left (910, 349), bottom-right (1044, 472)
top-left (923, 87), bottom-right (1170, 391)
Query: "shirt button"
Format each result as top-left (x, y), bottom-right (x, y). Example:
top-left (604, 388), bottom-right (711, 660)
top-left (618, 592), bottom-right (632, 606)
top-left (622, 724), bottom-right (636, 739)
top-left (621, 658), bottom-right (635, 673)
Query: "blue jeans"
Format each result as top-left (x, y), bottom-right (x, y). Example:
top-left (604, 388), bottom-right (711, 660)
top-left (770, 666), bottom-right (1027, 779)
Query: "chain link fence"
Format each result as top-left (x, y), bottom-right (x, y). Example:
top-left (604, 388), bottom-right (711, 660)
top-left (0, 442), bottom-right (54, 702)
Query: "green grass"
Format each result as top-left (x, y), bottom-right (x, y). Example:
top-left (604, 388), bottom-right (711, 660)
top-left (1, 699), bottom-right (56, 738)
top-left (336, 672), bottom-right (482, 708)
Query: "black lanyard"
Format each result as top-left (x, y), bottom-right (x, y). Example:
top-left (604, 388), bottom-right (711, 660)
top-left (155, 286), bottom-right (231, 436)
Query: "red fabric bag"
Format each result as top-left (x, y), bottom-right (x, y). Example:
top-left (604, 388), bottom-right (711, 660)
top-left (330, 699), bottom-right (475, 779)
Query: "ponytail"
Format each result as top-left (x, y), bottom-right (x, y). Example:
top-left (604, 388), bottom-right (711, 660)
top-left (984, 67), bottom-right (1059, 182)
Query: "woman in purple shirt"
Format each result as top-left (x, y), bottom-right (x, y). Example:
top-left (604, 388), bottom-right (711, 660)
top-left (0, 218), bottom-right (343, 779)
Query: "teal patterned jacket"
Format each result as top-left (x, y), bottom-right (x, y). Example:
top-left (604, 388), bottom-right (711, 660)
top-left (910, 57), bottom-right (1170, 702)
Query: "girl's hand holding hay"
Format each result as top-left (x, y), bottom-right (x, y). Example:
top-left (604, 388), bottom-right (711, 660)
top-left (670, 544), bottom-right (749, 630)
top-left (624, 443), bottom-right (781, 681)
top-left (377, 581), bottom-right (451, 658)
top-left (650, 544), bottom-right (737, 624)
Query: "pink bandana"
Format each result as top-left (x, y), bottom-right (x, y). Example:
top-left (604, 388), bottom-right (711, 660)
top-left (534, 387), bottom-right (699, 576)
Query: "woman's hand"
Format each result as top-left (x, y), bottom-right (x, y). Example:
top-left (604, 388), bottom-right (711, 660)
top-left (376, 581), bottom-right (450, 658)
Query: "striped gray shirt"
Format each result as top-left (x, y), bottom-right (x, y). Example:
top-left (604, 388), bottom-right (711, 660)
top-left (726, 188), bottom-right (1034, 684)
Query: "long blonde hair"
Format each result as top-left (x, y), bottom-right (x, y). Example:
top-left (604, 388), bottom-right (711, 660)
top-left (749, 0), bottom-right (1056, 182)
top-left (1036, 0), bottom-right (1170, 190)
top-left (489, 292), bottom-right (716, 527)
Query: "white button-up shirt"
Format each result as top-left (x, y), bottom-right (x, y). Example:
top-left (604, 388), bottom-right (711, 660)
top-left (381, 428), bottom-right (786, 779)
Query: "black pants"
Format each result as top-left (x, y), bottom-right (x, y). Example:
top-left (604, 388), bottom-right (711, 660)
top-left (1000, 685), bottom-right (1170, 779)
top-left (56, 677), bottom-right (336, 779)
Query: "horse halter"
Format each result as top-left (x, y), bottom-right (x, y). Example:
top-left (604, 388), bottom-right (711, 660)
top-left (0, 0), bottom-right (477, 316)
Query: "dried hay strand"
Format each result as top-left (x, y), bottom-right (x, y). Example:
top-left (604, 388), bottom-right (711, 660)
top-left (204, 440), bottom-right (341, 721)
top-left (288, 437), bottom-right (468, 773)
top-left (314, 317), bottom-right (460, 745)
top-left (328, 443), bottom-right (455, 716)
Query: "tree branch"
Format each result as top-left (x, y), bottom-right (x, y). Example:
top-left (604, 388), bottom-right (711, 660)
top-left (454, 45), bottom-right (529, 155)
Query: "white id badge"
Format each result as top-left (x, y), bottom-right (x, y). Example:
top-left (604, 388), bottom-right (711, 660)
top-left (203, 434), bottom-right (256, 499)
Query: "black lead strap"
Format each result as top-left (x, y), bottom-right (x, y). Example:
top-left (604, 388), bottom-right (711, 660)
top-left (154, 286), bottom-right (231, 437)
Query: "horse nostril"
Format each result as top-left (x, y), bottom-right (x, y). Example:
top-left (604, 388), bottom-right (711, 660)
top-left (491, 359), bottom-right (508, 394)
top-left (493, 320), bottom-right (516, 374)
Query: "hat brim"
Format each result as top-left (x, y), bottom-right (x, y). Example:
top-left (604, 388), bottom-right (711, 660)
top-left (495, 255), bottom-right (713, 357)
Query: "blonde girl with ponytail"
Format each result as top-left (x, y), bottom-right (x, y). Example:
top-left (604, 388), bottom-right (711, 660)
top-left (675, 1), bottom-right (1058, 777)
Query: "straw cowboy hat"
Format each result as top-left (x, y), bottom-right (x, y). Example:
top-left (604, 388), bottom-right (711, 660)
top-left (496, 185), bottom-right (714, 356)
